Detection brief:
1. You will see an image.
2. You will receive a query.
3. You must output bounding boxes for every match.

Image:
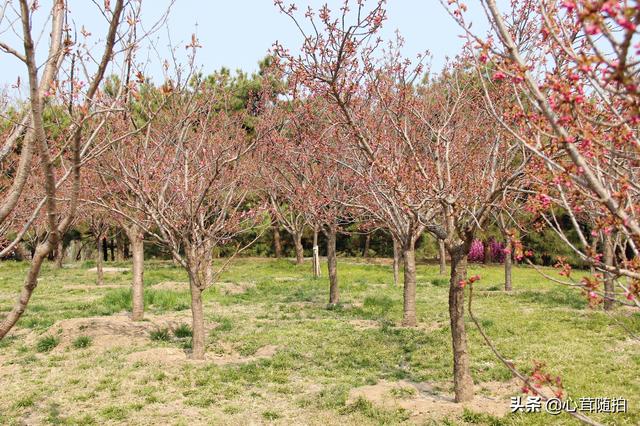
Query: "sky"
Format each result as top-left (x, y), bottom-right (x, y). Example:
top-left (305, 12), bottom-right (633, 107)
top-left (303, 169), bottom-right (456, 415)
top-left (0, 1), bottom-right (491, 95)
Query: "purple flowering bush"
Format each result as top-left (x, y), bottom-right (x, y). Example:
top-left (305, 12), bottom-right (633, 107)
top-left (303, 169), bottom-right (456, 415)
top-left (468, 239), bottom-right (485, 262)
top-left (468, 238), bottom-right (506, 263)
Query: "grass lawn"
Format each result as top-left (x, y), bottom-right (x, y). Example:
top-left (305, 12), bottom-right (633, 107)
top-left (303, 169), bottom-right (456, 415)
top-left (0, 258), bottom-right (638, 425)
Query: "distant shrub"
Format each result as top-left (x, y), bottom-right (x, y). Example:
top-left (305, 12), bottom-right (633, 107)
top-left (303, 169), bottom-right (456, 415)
top-left (488, 239), bottom-right (506, 263)
top-left (468, 240), bottom-right (484, 262)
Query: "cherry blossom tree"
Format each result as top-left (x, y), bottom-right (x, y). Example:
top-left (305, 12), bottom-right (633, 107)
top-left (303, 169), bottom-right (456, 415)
top-left (0, 0), bottom-right (149, 339)
top-left (274, 1), bottom-right (528, 403)
top-left (102, 78), bottom-right (266, 359)
top-left (447, 0), bottom-right (640, 307)
top-left (261, 94), bottom-right (357, 305)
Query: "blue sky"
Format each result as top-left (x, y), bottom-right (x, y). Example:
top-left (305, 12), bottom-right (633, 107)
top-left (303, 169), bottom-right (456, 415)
top-left (0, 1), bottom-right (490, 93)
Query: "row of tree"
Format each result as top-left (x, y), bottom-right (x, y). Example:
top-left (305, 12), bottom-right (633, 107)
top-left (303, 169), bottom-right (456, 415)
top-left (0, 1), bottom-right (637, 422)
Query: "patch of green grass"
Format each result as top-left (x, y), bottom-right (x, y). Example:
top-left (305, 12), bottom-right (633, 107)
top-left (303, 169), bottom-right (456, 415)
top-left (0, 259), bottom-right (638, 425)
top-left (461, 408), bottom-right (505, 425)
top-left (389, 386), bottom-right (417, 398)
top-left (13, 395), bottom-right (35, 408)
top-left (150, 328), bottom-right (171, 341)
top-left (343, 397), bottom-right (410, 423)
top-left (0, 335), bottom-right (16, 349)
top-left (46, 402), bottom-right (65, 425)
top-left (262, 410), bottom-right (281, 420)
top-left (36, 335), bottom-right (59, 352)
top-left (173, 323), bottom-right (192, 338)
top-left (223, 405), bottom-right (241, 415)
top-left (431, 277), bottom-right (449, 287)
top-left (100, 405), bottom-right (129, 421)
top-left (72, 335), bottom-right (92, 349)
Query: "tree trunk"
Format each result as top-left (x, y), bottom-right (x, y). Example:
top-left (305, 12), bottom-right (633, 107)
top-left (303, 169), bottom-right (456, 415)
top-left (294, 232), bottom-right (304, 264)
top-left (109, 238), bottom-right (115, 261)
top-left (128, 227), bottom-right (145, 321)
top-left (362, 233), bottom-right (371, 258)
top-left (401, 240), bottom-right (417, 327)
top-left (603, 233), bottom-right (615, 310)
top-left (204, 241), bottom-right (213, 287)
top-left (392, 237), bottom-right (401, 287)
top-left (96, 237), bottom-right (104, 286)
top-left (189, 277), bottom-right (206, 360)
top-left (102, 237), bottom-right (108, 262)
top-left (438, 239), bottom-right (446, 275)
top-left (483, 240), bottom-right (492, 264)
top-left (273, 222), bottom-right (282, 259)
top-left (504, 239), bottom-right (513, 292)
top-left (0, 241), bottom-right (51, 339)
top-left (449, 246), bottom-right (474, 402)
top-left (54, 238), bottom-right (64, 268)
top-left (313, 226), bottom-right (321, 278)
top-left (116, 232), bottom-right (125, 261)
top-left (326, 226), bottom-right (339, 306)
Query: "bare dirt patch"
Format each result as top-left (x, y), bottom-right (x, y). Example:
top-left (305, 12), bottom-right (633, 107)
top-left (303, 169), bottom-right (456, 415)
top-left (347, 379), bottom-right (519, 420)
top-left (127, 344), bottom-right (278, 365)
top-left (217, 281), bottom-right (255, 295)
top-left (87, 267), bottom-right (130, 273)
top-left (62, 284), bottom-right (128, 291)
top-left (27, 313), bottom-right (194, 352)
top-left (152, 281), bottom-right (189, 291)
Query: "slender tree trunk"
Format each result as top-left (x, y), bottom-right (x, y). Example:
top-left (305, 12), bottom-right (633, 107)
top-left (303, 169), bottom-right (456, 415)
top-left (603, 233), bottom-right (615, 310)
top-left (109, 238), bottom-right (115, 261)
top-left (54, 238), bottom-right (64, 268)
top-left (483, 240), bottom-right (492, 264)
top-left (362, 233), bottom-right (371, 258)
top-left (438, 239), bottom-right (446, 275)
top-left (0, 241), bottom-right (51, 339)
top-left (392, 237), bottom-right (401, 287)
top-left (504, 238), bottom-right (513, 292)
top-left (128, 227), bottom-right (145, 321)
top-left (449, 245), bottom-right (474, 402)
top-left (273, 222), bottom-right (282, 259)
top-left (294, 232), bottom-right (304, 264)
top-left (96, 237), bottom-right (104, 286)
top-left (590, 238), bottom-right (598, 275)
top-left (102, 237), bottom-right (108, 262)
top-left (115, 232), bottom-right (125, 261)
top-left (326, 226), bottom-right (339, 306)
top-left (401, 240), bottom-right (417, 327)
top-left (204, 240), bottom-right (213, 287)
top-left (313, 226), bottom-right (321, 278)
top-left (189, 276), bottom-right (206, 360)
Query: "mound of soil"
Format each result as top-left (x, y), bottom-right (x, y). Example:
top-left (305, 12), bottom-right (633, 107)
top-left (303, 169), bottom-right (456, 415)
top-left (127, 344), bottom-right (278, 365)
top-left (28, 313), bottom-right (194, 352)
top-left (347, 379), bottom-right (520, 420)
